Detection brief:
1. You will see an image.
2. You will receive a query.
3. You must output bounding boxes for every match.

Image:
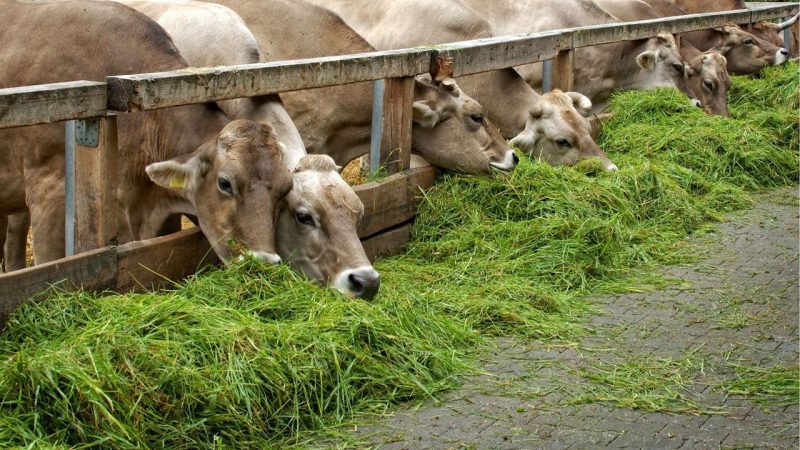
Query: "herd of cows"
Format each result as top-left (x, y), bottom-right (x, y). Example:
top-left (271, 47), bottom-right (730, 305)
top-left (0, 0), bottom-right (795, 300)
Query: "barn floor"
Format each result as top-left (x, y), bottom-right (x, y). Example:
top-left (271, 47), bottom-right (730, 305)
top-left (340, 187), bottom-right (799, 449)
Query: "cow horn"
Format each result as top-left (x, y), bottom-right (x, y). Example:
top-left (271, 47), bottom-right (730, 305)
top-left (776, 13), bottom-right (799, 31)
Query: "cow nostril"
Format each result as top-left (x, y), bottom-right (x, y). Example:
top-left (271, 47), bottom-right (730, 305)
top-left (512, 152), bottom-right (520, 165)
top-left (781, 49), bottom-right (790, 56)
top-left (348, 273), bottom-right (365, 297)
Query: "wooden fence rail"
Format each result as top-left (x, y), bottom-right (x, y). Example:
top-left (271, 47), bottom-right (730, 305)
top-left (0, 2), bottom-right (797, 322)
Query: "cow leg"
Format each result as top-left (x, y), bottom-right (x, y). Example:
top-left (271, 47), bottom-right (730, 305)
top-left (5, 211), bottom-right (30, 271)
top-left (25, 164), bottom-right (65, 264)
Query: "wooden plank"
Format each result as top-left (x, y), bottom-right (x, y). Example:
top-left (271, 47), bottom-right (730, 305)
top-left (107, 48), bottom-right (433, 112)
top-left (0, 247), bottom-right (116, 325)
top-left (380, 77), bottom-right (415, 174)
top-left (747, 3), bottom-right (799, 23)
top-left (116, 228), bottom-right (220, 293)
top-left (74, 116), bottom-right (119, 254)
top-left (0, 81), bottom-right (106, 129)
top-left (361, 223), bottom-right (412, 262)
top-left (436, 30), bottom-right (571, 77)
top-left (572, 10), bottom-right (754, 48)
top-left (355, 165), bottom-right (437, 238)
top-left (552, 50), bottom-right (574, 92)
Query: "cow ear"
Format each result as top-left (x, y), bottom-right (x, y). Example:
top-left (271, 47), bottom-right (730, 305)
top-left (636, 50), bottom-right (658, 71)
top-left (412, 101), bottom-right (440, 129)
top-left (440, 78), bottom-right (460, 97)
top-left (146, 153), bottom-right (207, 192)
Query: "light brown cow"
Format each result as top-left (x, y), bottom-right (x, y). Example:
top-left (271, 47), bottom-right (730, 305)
top-left (460, 0), bottom-right (698, 111)
top-left (642, 0), bottom-right (791, 73)
top-left (276, 155), bottom-right (380, 299)
top-left (208, 0), bottom-right (518, 174)
top-left (118, 0), bottom-right (382, 297)
top-left (0, 0), bottom-right (292, 264)
top-left (510, 90), bottom-right (617, 171)
top-left (299, 0), bottom-right (617, 170)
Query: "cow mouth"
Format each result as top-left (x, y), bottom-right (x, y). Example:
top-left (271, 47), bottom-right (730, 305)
top-left (489, 150), bottom-right (520, 172)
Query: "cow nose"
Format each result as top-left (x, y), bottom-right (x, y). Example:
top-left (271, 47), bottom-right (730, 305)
top-left (512, 152), bottom-right (520, 165)
top-left (781, 49), bottom-right (789, 56)
top-left (334, 267), bottom-right (381, 299)
top-left (248, 251), bottom-right (282, 265)
top-left (347, 269), bottom-right (381, 300)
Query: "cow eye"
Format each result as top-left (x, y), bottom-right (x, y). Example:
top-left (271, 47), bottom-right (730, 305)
top-left (672, 63), bottom-right (684, 73)
top-left (555, 138), bottom-right (571, 148)
top-left (703, 80), bottom-right (715, 90)
top-left (217, 177), bottom-right (234, 195)
top-left (744, 39), bottom-right (754, 45)
top-left (470, 113), bottom-right (484, 124)
top-left (296, 211), bottom-right (315, 227)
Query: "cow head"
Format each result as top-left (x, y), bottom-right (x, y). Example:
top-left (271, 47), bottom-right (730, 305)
top-left (634, 34), bottom-right (698, 103)
top-left (276, 155), bottom-right (380, 300)
top-left (712, 25), bottom-right (789, 74)
top-left (510, 90), bottom-right (617, 171)
top-left (146, 119), bottom-right (292, 262)
top-left (686, 51), bottom-right (731, 117)
top-left (411, 75), bottom-right (518, 174)
top-left (749, 14), bottom-right (798, 48)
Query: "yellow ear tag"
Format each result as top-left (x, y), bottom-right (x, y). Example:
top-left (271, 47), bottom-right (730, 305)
top-left (169, 174), bottom-right (187, 189)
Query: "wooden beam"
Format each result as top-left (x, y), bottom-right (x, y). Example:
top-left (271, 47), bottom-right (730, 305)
top-left (436, 31), bottom-right (571, 77)
top-left (107, 48), bottom-right (433, 112)
top-left (361, 223), bottom-right (413, 262)
top-left (379, 77), bottom-right (415, 175)
top-left (73, 116), bottom-right (119, 254)
top-left (551, 50), bottom-right (574, 92)
top-left (0, 81), bottom-right (106, 129)
top-left (0, 247), bottom-right (116, 325)
top-left (116, 228), bottom-right (219, 293)
top-left (354, 165), bottom-right (437, 238)
top-left (748, 3), bottom-right (800, 23)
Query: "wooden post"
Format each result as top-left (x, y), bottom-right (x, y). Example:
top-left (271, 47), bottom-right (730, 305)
top-left (73, 115), bottom-right (118, 254)
top-left (790, 17), bottom-right (800, 58)
top-left (379, 76), bottom-right (415, 175)
top-left (552, 49), bottom-right (574, 92)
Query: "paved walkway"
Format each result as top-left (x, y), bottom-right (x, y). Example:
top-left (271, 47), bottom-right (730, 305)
top-left (348, 188), bottom-right (799, 449)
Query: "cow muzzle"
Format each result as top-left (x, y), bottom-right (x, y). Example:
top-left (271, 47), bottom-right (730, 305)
top-left (243, 250), bottom-right (283, 265)
top-left (333, 266), bottom-right (381, 300)
top-left (490, 150), bottom-right (520, 172)
top-left (775, 48), bottom-right (790, 65)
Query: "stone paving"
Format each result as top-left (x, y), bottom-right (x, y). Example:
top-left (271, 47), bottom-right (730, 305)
top-left (345, 188), bottom-right (799, 449)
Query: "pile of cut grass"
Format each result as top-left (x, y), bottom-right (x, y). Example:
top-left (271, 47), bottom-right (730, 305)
top-left (0, 62), bottom-right (797, 447)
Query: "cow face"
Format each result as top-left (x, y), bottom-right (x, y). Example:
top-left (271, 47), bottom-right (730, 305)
top-left (146, 120), bottom-right (292, 262)
top-left (750, 14), bottom-right (798, 48)
top-left (713, 25), bottom-right (789, 74)
top-left (686, 51), bottom-right (731, 117)
top-left (411, 75), bottom-right (519, 174)
top-left (276, 155), bottom-right (380, 300)
top-left (634, 34), bottom-right (698, 102)
top-left (510, 90), bottom-right (617, 171)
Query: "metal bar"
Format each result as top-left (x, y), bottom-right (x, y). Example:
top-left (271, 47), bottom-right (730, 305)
top-left (542, 59), bottom-right (553, 93)
top-left (369, 79), bottom-right (385, 175)
top-left (64, 120), bottom-right (75, 257)
top-left (785, 17), bottom-right (792, 49)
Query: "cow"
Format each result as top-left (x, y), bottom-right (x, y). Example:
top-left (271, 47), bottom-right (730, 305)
top-left (595, 0), bottom-right (731, 116)
top-left (206, 0), bottom-right (518, 174)
top-left (457, 0), bottom-right (698, 112)
top-left (296, 0), bottom-right (618, 170)
top-left (0, 212), bottom-right (28, 272)
top-left (641, 0), bottom-right (792, 73)
top-left (0, 0), bottom-right (292, 265)
top-left (116, 0), bottom-right (381, 297)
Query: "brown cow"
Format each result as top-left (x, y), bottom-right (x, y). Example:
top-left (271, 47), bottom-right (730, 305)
top-left (0, 0), bottom-right (291, 264)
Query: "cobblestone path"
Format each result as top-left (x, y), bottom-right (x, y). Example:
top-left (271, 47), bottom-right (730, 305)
top-left (346, 188), bottom-right (799, 449)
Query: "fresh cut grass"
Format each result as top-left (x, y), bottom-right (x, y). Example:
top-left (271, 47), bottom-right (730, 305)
top-left (0, 62), bottom-right (797, 447)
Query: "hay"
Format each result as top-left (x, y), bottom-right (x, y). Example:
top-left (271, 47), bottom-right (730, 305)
top-left (0, 62), bottom-right (797, 447)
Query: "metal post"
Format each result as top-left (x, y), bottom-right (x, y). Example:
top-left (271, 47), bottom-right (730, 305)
top-left (369, 79), bottom-right (385, 175)
top-left (542, 59), bottom-right (553, 93)
top-left (784, 17), bottom-right (792, 51)
top-left (64, 120), bottom-right (75, 257)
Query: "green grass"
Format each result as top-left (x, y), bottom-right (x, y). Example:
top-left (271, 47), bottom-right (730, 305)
top-left (0, 62), bottom-right (797, 447)
top-left (719, 364), bottom-right (800, 407)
